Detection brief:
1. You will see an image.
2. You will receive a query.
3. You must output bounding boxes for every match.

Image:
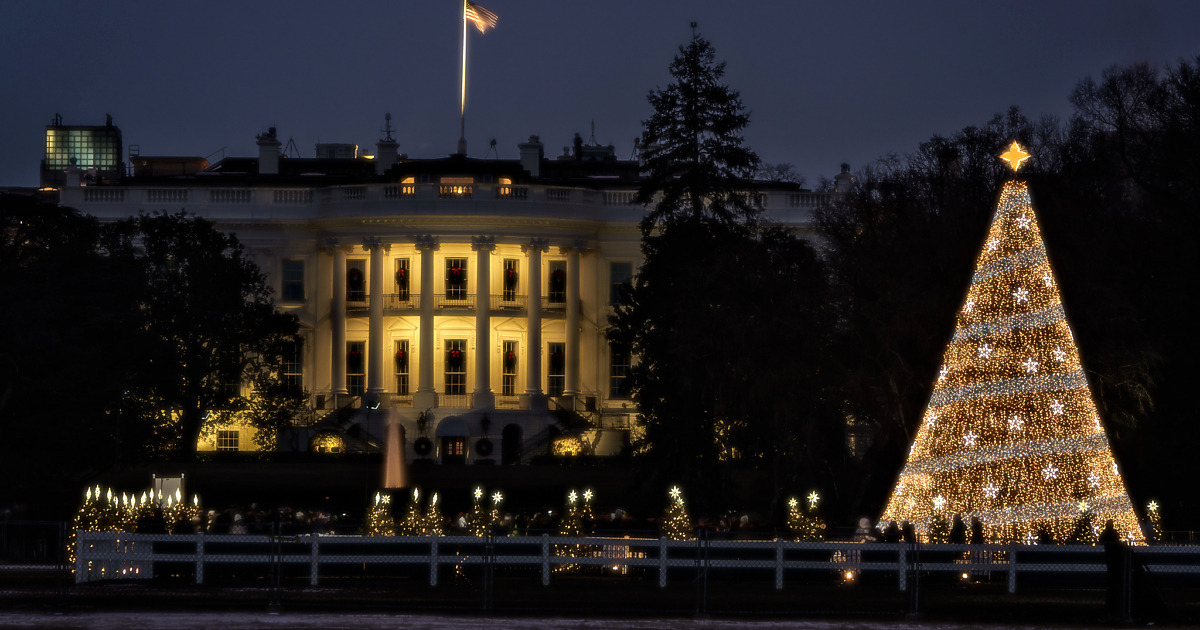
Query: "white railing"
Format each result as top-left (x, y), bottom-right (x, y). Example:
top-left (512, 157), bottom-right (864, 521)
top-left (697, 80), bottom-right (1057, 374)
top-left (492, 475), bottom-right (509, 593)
top-left (63, 183), bottom-right (835, 228)
top-left (146, 189), bottom-right (187, 204)
top-left (74, 531), bottom-right (1200, 592)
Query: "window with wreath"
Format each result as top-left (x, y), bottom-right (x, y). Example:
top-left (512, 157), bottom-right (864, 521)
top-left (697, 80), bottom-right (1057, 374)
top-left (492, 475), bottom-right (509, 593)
top-left (502, 340), bottom-right (518, 396)
top-left (444, 339), bottom-right (467, 395)
top-left (502, 258), bottom-right (519, 302)
top-left (394, 258), bottom-right (410, 300)
top-left (394, 340), bottom-right (410, 395)
top-left (547, 342), bottom-right (565, 397)
top-left (445, 258), bottom-right (467, 300)
top-left (347, 341), bottom-right (365, 396)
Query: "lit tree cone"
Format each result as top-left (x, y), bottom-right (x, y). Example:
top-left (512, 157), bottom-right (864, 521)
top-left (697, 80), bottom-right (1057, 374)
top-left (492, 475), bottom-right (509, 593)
top-left (879, 142), bottom-right (1142, 544)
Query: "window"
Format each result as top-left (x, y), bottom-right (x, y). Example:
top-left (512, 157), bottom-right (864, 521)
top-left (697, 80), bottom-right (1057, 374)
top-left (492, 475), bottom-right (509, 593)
top-left (610, 343), bottom-right (630, 398)
top-left (281, 259), bottom-right (304, 302)
top-left (610, 262), bottom-right (633, 305)
top-left (445, 339), bottom-right (466, 395)
top-left (347, 260), bottom-right (366, 302)
top-left (502, 258), bottom-right (519, 302)
top-left (395, 258), bottom-right (410, 300)
top-left (347, 341), bottom-right (365, 396)
top-left (547, 342), bottom-right (565, 397)
top-left (283, 338), bottom-right (303, 390)
top-left (548, 260), bottom-right (566, 304)
top-left (445, 258), bottom-right (467, 300)
top-left (216, 430), bottom-right (239, 452)
top-left (395, 340), bottom-right (410, 395)
top-left (443, 437), bottom-right (466, 456)
top-left (502, 340), bottom-right (518, 396)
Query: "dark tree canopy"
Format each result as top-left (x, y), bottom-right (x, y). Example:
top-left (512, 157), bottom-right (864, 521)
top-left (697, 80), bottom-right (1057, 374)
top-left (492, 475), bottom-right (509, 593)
top-left (0, 201), bottom-right (306, 515)
top-left (113, 211), bottom-right (306, 456)
top-left (637, 34), bottom-right (761, 233)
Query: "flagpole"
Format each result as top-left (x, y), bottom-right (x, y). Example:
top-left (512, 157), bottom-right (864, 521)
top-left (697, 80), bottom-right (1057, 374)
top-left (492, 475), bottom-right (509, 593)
top-left (458, 0), bottom-right (468, 155)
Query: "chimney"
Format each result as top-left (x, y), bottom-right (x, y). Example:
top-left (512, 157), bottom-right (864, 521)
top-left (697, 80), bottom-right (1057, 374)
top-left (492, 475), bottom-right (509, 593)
top-left (376, 113), bottom-right (399, 176)
top-left (518, 135), bottom-right (543, 177)
top-left (257, 126), bottom-right (281, 175)
top-left (834, 163), bottom-right (853, 193)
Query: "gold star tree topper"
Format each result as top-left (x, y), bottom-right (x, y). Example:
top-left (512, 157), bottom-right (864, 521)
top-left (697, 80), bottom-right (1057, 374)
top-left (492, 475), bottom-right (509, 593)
top-left (999, 140), bottom-right (1031, 172)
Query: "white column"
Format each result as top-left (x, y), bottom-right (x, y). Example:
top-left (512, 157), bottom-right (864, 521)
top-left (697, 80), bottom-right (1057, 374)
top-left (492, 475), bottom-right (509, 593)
top-left (472, 236), bottom-right (496, 409)
top-left (365, 238), bottom-right (388, 402)
top-left (522, 238), bottom-right (549, 408)
top-left (563, 243), bottom-right (582, 397)
top-left (414, 237), bottom-right (439, 410)
top-left (330, 241), bottom-right (348, 401)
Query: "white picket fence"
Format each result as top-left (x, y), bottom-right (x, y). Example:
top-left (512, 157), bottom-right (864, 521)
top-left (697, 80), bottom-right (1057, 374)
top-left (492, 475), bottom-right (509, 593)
top-left (74, 531), bottom-right (1200, 594)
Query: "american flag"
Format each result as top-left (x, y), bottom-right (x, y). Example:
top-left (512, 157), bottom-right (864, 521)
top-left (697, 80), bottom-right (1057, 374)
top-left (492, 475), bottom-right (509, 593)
top-left (464, 1), bottom-right (498, 34)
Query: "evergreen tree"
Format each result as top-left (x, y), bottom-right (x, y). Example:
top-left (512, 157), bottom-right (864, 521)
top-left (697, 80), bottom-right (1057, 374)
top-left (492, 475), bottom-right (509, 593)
top-left (422, 492), bottom-right (444, 536)
top-left (636, 33), bottom-right (760, 233)
top-left (466, 486), bottom-right (489, 537)
top-left (554, 489), bottom-right (584, 573)
top-left (365, 492), bottom-right (395, 536)
top-left (1146, 500), bottom-right (1163, 544)
top-left (611, 32), bottom-right (834, 507)
top-left (879, 143), bottom-right (1142, 543)
top-left (660, 486), bottom-right (693, 540)
top-left (1069, 502), bottom-right (1098, 545)
top-left (397, 487), bottom-right (423, 536)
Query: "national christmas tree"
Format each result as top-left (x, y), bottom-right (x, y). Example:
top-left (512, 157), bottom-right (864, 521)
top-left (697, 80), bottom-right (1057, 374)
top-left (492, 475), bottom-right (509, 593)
top-left (879, 141), bottom-right (1142, 544)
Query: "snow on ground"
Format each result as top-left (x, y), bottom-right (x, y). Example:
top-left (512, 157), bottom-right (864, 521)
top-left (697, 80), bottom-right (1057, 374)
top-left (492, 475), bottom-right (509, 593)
top-left (0, 612), bottom-right (1083, 630)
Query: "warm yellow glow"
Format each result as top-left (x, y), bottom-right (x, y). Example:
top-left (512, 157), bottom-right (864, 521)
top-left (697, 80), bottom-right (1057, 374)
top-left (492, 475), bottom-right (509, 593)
top-left (880, 180), bottom-right (1142, 543)
top-left (999, 140), bottom-right (1031, 172)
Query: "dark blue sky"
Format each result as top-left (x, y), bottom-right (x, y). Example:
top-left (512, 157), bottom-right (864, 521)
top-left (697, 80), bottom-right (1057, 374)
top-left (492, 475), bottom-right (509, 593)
top-left (3, 1), bottom-right (1199, 187)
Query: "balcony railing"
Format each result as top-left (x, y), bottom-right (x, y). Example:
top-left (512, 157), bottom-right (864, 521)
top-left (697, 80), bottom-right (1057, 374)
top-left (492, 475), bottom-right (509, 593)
top-left (490, 294), bottom-right (527, 311)
top-left (434, 294), bottom-right (475, 310)
top-left (439, 393), bottom-right (472, 409)
top-left (382, 294), bottom-right (420, 310)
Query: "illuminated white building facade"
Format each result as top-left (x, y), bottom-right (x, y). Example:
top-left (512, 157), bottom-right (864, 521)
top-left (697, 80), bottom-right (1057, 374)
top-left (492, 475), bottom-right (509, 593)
top-left (59, 126), bottom-right (842, 463)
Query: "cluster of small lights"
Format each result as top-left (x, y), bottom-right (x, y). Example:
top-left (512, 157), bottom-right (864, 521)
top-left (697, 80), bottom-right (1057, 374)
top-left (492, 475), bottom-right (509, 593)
top-left (69, 485), bottom-right (201, 570)
top-left (555, 487), bottom-right (597, 572)
top-left (660, 485), bottom-right (693, 540)
top-left (787, 492), bottom-right (826, 541)
top-left (879, 148), bottom-right (1143, 544)
top-left (366, 492), bottom-right (395, 536)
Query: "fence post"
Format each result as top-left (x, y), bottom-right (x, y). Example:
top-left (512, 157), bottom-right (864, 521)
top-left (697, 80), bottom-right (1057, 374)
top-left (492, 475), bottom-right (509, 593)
top-left (658, 538), bottom-right (668, 588)
top-left (898, 542), bottom-right (906, 591)
top-left (775, 538), bottom-right (784, 590)
top-left (541, 534), bottom-right (550, 586)
top-left (195, 532), bottom-right (205, 585)
top-left (75, 531), bottom-right (85, 584)
top-left (429, 538), bottom-right (438, 586)
top-left (309, 534), bottom-right (319, 586)
top-left (1007, 542), bottom-right (1017, 594)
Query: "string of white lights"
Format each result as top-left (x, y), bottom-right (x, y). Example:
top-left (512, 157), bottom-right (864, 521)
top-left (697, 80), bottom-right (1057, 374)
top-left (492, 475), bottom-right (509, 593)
top-left (898, 433), bottom-right (1110, 477)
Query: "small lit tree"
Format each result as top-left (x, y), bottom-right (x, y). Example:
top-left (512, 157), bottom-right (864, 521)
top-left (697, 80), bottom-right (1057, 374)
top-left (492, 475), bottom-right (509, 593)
top-left (1069, 501), bottom-right (1098, 545)
top-left (466, 486), bottom-right (489, 537)
top-left (1147, 500), bottom-right (1163, 544)
top-left (788, 492), bottom-right (826, 542)
top-left (660, 485), bottom-right (693, 540)
top-left (397, 487), bottom-right (423, 536)
top-left (422, 492), bottom-right (444, 536)
top-left (555, 489), bottom-right (584, 573)
top-left (366, 492), bottom-right (395, 536)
